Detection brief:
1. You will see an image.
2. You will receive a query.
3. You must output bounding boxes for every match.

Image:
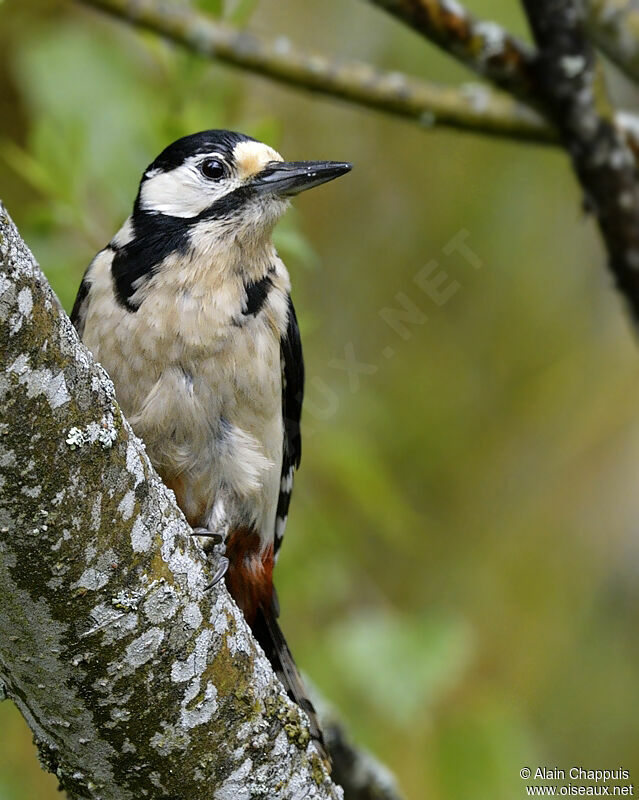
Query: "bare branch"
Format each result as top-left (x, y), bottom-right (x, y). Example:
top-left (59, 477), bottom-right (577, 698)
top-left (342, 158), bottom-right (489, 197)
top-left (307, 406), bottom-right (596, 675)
top-left (586, 0), bottom-right (639, 84)
top-left (362, 0), bottom-right (537, 101)
top-left (362, 0), bottom-right (639, 158)
top-left (0, 202), bottom-right (347, 798)
top-left (521, 0), bottom-right (639, 322)
top-left (364, 0), bottom-right (639, 95)
top-left (77, 0), bottom-right (556, 146)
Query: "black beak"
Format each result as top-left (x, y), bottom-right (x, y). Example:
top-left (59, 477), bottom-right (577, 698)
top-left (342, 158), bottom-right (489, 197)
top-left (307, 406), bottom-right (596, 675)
top-left (251, 160), bottom-right (352, 197)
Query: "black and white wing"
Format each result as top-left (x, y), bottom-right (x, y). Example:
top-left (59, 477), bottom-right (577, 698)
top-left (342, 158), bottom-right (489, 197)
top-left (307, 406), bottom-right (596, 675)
top-left (70, 269), bottom-right (92, 338)
top-left (275, 296), bottom-right (304, 557)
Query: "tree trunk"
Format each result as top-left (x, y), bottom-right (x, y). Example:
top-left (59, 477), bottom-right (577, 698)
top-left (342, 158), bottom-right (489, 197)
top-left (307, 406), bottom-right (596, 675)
top-left (0, 201), bottom-right (343, 799)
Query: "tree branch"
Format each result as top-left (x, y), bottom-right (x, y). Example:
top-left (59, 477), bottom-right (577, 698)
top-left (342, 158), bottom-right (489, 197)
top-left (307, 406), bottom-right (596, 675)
top-left (73, 0), bottom-right (639, 154)
top-left (78, 0), bottom-right (556, 146)
top-left (362, 0), bottom-right (537, 102)
top-left (0, 202), bottom-right (350, 798)
top-left (521, 0), bottom-right (639, 322)
top-left (363, 0), bottom-right (639, 99)
top-left (362, 0), bottom-right (639, 157)
top-left (586, 0), bottom-right (639, 84)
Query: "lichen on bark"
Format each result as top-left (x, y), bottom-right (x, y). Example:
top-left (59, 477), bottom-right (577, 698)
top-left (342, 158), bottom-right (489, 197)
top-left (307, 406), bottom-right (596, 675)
top-left (0, 202), bottom-right (342, 799)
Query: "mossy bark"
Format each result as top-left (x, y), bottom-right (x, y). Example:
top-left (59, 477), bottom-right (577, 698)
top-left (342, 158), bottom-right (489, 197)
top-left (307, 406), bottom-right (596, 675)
top-left (0, 202), bottom-right (342, 799)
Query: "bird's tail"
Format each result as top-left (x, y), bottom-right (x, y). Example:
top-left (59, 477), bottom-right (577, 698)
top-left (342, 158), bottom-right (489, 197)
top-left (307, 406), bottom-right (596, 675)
top-left (252, 598), bottom-right (327, 759)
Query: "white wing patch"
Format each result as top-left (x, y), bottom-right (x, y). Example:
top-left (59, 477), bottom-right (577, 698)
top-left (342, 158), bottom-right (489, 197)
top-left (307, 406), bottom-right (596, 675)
top-left (280, 467), bottom-right (294, 493)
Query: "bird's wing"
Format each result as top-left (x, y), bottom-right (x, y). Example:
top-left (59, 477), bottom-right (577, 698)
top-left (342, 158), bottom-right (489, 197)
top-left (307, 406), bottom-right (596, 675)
top-left (70, 269), bottom-right (92, 338)
top-left (275, 296), bottom-right (304, 557)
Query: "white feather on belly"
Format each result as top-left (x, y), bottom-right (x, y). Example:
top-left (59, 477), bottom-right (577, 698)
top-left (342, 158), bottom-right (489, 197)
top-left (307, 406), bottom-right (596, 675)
top-left (81, 242), bottom-right (289, 546)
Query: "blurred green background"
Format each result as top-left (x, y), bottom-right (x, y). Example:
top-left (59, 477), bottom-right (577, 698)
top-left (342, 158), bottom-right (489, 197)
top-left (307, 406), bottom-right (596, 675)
top-left (2, 2), bottom-right (639, 799)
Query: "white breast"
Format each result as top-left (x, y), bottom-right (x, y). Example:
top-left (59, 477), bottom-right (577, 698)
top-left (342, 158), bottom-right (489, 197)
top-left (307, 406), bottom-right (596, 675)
top-left (81, 246), bottom-right (291, 544)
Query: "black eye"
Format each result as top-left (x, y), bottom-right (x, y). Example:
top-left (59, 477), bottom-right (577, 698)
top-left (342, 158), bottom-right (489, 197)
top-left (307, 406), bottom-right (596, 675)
top-left (200, 158), bottom-right (226, 180)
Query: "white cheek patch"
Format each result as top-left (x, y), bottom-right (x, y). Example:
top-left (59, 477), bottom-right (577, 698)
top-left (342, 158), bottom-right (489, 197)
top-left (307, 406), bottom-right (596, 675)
top-left (139, 161), bottom-right (230, 218)
top-left (138, 142), bottom-right (285, 225)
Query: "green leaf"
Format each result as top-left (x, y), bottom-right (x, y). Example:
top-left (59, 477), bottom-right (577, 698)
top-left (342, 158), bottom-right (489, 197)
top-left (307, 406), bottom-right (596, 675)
top-left (195, 0), bottom-right (224, 16)
top-left (226, 0), bottom-right (260, 25)
top-left (309, 429), bottom-right (420, 548)
top-left (1, 140), bottom-right (60, 198)
top-left (326, 609), bottom-right (474, 725)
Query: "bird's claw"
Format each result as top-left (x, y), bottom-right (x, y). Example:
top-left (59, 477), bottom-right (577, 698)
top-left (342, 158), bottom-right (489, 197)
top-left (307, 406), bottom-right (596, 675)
top-left (191, 527), bottom-right (228, 590)
top-left (204, 556), bottom-right (229, 591)
top-left (191, 527), bottom-right (224, 546)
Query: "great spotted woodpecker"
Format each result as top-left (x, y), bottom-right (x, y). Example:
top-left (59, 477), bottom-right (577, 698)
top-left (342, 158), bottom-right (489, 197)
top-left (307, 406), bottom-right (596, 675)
top-left (71, 130), bottom-right (351, 751)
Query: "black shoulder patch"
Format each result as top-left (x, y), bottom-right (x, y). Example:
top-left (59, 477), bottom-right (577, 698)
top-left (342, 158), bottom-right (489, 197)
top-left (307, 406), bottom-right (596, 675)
top-left (243, 271), bottom-right (274, 317)
top-left (111, 213), bottom-right (191, 311)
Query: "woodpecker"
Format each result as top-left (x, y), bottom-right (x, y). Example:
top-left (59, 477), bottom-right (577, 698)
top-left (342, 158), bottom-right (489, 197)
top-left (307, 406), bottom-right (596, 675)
top-left (71, 129), bottom-right (351, 750)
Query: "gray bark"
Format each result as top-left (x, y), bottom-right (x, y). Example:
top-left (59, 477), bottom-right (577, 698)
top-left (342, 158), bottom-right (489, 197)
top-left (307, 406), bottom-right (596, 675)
top-left (522, 0), bottom-right (639, 323)
top-left (0, 201), bottom-right (344, 799)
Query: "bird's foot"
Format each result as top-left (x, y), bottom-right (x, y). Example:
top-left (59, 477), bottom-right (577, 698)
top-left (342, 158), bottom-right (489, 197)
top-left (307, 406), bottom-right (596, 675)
top-left (191, 527), bottom-right (224, 546)
top-left (191, 527), bottom-right (229, 590)
top-left (204, 555), bottom-right (230, 590)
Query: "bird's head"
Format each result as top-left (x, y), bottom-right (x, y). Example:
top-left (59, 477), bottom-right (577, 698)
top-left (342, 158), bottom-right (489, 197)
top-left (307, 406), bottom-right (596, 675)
top-left (133, 130), bottom-right (351, 249)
